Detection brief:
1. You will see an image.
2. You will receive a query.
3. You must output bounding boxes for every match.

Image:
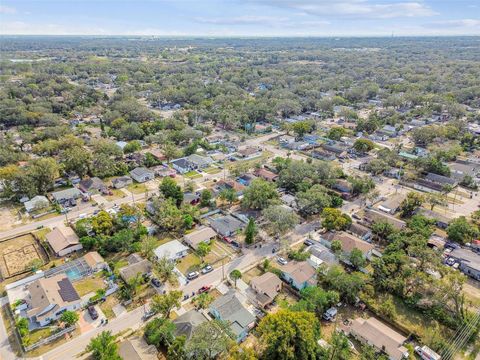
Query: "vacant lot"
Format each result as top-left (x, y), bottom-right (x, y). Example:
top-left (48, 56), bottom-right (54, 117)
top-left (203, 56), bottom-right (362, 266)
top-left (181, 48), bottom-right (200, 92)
top-left (0, 233), bottom-right (48, 279)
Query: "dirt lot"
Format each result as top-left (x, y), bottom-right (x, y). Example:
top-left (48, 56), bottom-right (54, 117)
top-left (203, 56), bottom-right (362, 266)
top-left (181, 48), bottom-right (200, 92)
top-left (0, 233), bottom-right (48, 279)
top-left (0, 204), bottom-right (23, 232)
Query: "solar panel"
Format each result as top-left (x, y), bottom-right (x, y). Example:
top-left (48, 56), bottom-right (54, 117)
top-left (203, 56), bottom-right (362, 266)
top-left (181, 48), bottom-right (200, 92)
top-left (57, 278), bottom-right (80, 302)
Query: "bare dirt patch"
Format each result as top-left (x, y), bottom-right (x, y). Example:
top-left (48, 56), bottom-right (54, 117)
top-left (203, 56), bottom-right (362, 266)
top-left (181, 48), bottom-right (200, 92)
top-left (0, 233), bottom-right (48, 279)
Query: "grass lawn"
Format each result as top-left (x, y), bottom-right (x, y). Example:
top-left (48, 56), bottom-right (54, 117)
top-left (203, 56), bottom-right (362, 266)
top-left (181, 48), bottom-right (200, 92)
top-left (204, 167), bottom-right (222, 174)
top-left (99, 295), bottom-right (119, 319)
top-left (28, 327), bottom-right (81, 356)
top-left (32, 227), bottom-right (51, 241)
top-left (184, 170), bottom-right (202, 179)
top-left (242, 266), bottom-right (263, 284)
top-left (104, 189), bottom-right (127, 201)
top-left (29, 327), bottom-right (52, 344)
top-left (176, 253), bottom-right (202, 274)
top-left (127, 183), bottom-right (148, 194)
top-left (73, 276), bottom-right (105, 297)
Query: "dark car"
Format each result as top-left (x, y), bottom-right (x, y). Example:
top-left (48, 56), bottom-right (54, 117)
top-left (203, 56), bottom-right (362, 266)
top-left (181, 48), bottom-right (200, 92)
top-left (88, 305), bottom-right (98, 320)
top-left (151, 278), bottom-right (162, 287)
top-left (198, 285), bottom-right (211, 294)
top-left (303, 239), bottom-right (314, 246)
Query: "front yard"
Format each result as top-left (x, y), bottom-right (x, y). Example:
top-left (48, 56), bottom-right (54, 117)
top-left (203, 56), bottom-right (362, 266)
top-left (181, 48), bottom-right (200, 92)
top-left (104, 188), bottom-right (127, 201)
top-left (127, 183), bottom-right (148, 194)
top-left (184, 170), bottom-right (202, 179)
top-left (176, 253), bottom-right (202, 274)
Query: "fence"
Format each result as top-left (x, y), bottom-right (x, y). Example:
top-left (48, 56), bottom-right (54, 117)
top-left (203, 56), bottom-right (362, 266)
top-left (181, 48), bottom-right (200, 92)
top-left (23, 325), bottom-right (76, 352)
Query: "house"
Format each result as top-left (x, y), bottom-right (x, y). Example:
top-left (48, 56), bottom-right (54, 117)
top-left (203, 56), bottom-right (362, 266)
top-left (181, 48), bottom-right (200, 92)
top-left (112, 176), bottom-right (133, 189)
top-left (24, 195), bottom-right (49, 213)
top-left (419, 208), bottom-right (451, 229)
top-left (254, 168), bottom-right (278, 182)
top-left (377, 194), bottom-right (405, 215)
top-left (364, 209), bottom-right (406, 230)
top-left (118, 337), bottom-right (158, 360)
top-left (151, 165), bottom-right (176, 178)
top-left (286, 141), bottom-right (312, 151)
top-left (183, 192), bottom-right (201, 205)
top-left (184, 227), bottom-right (217, 250)
top-left (171, 158), bottom-right (194, 174)
top-left (187, 154), bottom-right (214, 168)
top-left (281, 261), bottom-right (317, 291)
top-left (307, 244), bottom-right (338, 268)
top-left (414, 172), bottom-right (458, 192)
top-left (377, 125), bottom-right (398, 138)
top-left (348, 223), bottom-right (372, 242)
top-left (384, 168), bottom-right (402, 180)
top-left (321, 143), bottom-right (348, 158)
top-left (311, 149), bottom-right (336, 161)
top-left (79, 177), bottom-right (108, 195)
top-left (448, 248), bottom-right (480, 281)
top-left (130, 167), bottom-right (155, 183)
top-left (332, 179), bottom-right (353, 199)
top-left (209, 215), bottom-right (245, 238)
top-left (83, 251), bottom-right (107, 272)
top-left (249, 272), bottom-right (282, 308)
top-left (154, 240), bottom-right (189, 261)
top-left (173, 310), bottom-right (208, 340)
top-left (321, 231), bottom-right (374, 258)
top-left (236, 174), bottom-right (256, 186)
top-left (214, 179), bottom-right (245, 196)
top-left (237, 147), bottom-right (261, 159)
top-left (348, 317), bottom-right (409, 360)
top-left (209, 290), bottom-right (256, 342)
top-left (119, 255), bottom-right (153, 282)
top-left (46, 226), bottom-right (83, 257)
top-left (145, 148), bottom-right (167, 162)
top-left (26, 274), bottom-right (81, 326)
top-left (449, 160), bottom-right (480, 183)
top-left (51, 187), bottom-right (83, 204)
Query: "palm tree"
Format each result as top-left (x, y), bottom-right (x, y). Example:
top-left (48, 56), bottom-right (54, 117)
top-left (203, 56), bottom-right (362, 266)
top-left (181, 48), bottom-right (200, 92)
top-left (229, 270), bottom-right (242, 288)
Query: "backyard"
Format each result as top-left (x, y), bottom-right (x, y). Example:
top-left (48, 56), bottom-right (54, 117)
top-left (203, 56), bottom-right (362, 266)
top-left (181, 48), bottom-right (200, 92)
top-left (73, 274), bottom-right (105, 297)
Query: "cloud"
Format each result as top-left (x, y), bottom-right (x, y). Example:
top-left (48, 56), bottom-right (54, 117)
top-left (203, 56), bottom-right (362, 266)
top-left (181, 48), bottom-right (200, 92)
top-left (424, 18), bottom-right (480, 28)
top-left (252, 0), bottom-right (437, 19)
top-left (194, 15), bottom-right (289, 26)
top-left (0, 5), bottom-right (16, 14)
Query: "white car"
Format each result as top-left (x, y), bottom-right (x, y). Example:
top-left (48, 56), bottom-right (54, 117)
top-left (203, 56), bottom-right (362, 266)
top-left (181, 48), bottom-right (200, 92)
top-left (187, 271), bottom-right (199, 280)
top-left (277, 257), bottom-right (288, 265)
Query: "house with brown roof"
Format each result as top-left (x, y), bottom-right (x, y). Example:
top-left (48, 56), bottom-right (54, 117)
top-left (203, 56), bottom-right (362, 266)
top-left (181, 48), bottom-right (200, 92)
top-left (119, 255), bottom-right (153, 282)
top-left (46, 226), bottom-right (83, 257)
top-left (364, 209), bottom-right (406, 230)
top-left (236, 147), bottom-right (262, 159)
top-left (348, 317), bottom-right (409, 360)
top-left (254, 168), bottom-right (278, 182)
top-left (249, 272), bottom-right (282, 308)
top-left (83, 251), bottom-right (107, 272)
top-left (26, 274), bottom-right (81, 326)
top-left (184, 227), bottom-right (217, 250)
top-left (321, 231), bottom-right (374, 257)
top-left (119, 337), bottom-right (158, 360)
top-left (280, 261), bottom-right (316, 290)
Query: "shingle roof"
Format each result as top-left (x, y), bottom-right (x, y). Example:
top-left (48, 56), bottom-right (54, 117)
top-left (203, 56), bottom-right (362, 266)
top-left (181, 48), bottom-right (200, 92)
top-left (46, 226), bottom-right (80, 254)
top-left (173, 310), bottom-right (208, 340)
top-left (210, 290), bottom-right (255, 337)
top-left (119, 259), bottom-right (152, 282)
top-left (250, 272), bottom-right (282, 299)
top-left (282, 261), bottom-right (316, 285)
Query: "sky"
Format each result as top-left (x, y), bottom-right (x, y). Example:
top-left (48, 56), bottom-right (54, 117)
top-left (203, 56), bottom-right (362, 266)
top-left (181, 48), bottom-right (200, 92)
top-left (0, 0), bottom-right (479, 37)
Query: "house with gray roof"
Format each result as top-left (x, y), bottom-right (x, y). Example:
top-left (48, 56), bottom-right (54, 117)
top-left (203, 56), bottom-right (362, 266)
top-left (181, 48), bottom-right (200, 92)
top-left (119, 255), bottom-right (153, 282)
top-left (448, 248), bottom-right (480, 281)
top-left (209, 290), bottom-right (256, 342)
top-left (79, 177), bottom-right (108, 195)
top-left (173, 310), bottom-right (208, 340)
top-left (130, 167), bottom-right (155, 183)
top-left (112, 176), bottom-right (133, 189)
top-left (209, 215), bottom-right (245, 238)
top-left (51, 187), bottom-right (83, 204)
top-left (24, 195), bottom-right (49, 213)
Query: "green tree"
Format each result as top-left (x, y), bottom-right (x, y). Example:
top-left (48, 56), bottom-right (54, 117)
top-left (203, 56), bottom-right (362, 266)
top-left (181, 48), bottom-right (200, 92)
top-left (230, 269), bottom-right (242, 288)
top-left (256, 309), bottom-right (320, 360)
top-left (151, 290), bottom-right (182, 318)
top-left (60, 310), bottom-right (79, 327)
top-left (371, 221), bottom-right (395, 241)
top-left (167, 335), bottom-right (187, 360)
top-left (378, 294), bottom-right (397, 320)
top-left (60, 146), bottom-right (92, 178)
top-left (447, 216), bottom-right (479, 244)
top-left (349, 248), bottom-right (366, 269)
top-left (154, 256), bottom-right (177, 284)
top-left (353, 139), bottom-right (375, 153)
top-left (244, 218), bottom-right (257, 245)
top-left (326, 331), bottom-right (352, 360)
top-left (151, 198), bottom-right (184, 233)
top-left (262, 205), bottom-right (300, 235)
top-left (292, 286), bottom-right (339, 318)
top-left (331, 240), bottom-right (342, 254)
top-left (200, 189), bottom-right (212, 207)
top-left (360, 345), bottom-right (389, 360)
top-left (242, 178), bottom-right (279, 210)
top-left (400, 192), bottom-right (425, 218)
top-left (144, 317), bottom-right (175, 348)
top-left (86, 331), bottom-right (121, 360)
top-left (163, 142), bottom-right (181, 163)
top-left (321, 208), bottom-right (352, 231)
top-left (123, 140), bottom-right (141, 154)
top-left (219, 188), bottom-right (237, 205)
top-left (292, 120), bottom-right (314, 138)
top-left (160, 177), bottom-right (183, 206)
top-left (91, 210), bottom-right (113, 236)
top-left (185, 319), bottom-right (233, 359)
top-left (140, 236), bottom-right (157, 260)
top-left (197, 241), bottom-right (211, 262)
top-left (327, 127), bottom-right (347, 141)
top-left (296, 184), bottom-right (332, 216)
top-left (193, 292), bottom-right (214, 309)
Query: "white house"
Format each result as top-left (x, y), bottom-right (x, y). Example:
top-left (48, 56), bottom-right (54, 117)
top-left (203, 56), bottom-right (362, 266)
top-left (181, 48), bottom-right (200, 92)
top-left (24, 195), bottom-right (49, 213)
top-left (154, 240), bottom-right (189, 261)
top-left (26, 274), bottom-right (81, 326)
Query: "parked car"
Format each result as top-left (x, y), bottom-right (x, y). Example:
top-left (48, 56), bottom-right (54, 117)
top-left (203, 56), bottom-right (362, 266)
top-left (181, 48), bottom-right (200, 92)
top-left (201, 265), bottom-right (213, 274)
top-left (198, 285), bottom-right (211, 294)
top-left (277, 257), bottom-right (288, 265)
top-left (151, 278), bottom-right (162, 287)
top-left (142, 310), bottom-right (156, 321)
top-left (187, 271), bottom-right (199, 280)
top-left (88, 305), bottom-right (98, 320)
top-left (303, 239), bottom-right (314, 246)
